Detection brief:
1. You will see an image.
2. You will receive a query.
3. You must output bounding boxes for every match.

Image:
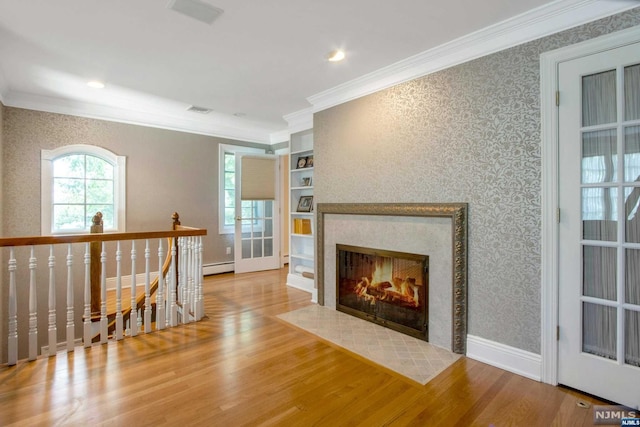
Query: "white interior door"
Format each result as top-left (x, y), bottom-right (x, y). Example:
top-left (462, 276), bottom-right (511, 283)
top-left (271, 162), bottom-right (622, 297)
top-left (558, 41), bottom-right (640, 408)
top-left (234, 153), bottom-right (280, 274)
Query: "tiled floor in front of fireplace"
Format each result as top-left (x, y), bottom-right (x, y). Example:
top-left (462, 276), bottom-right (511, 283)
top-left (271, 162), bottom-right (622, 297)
top-left (277, 304), bottom-right (460, 385)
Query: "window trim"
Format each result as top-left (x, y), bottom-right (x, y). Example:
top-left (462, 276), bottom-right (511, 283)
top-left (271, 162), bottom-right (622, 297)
top-left (218, 143), bottom-right (263, 235)
top-left (41, 144), bottom-right (126, 234)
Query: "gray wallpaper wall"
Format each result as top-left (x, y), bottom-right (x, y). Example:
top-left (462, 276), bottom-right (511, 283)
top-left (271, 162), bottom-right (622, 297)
top-left (2, 107), bottom-right (268, 263)
top-left (314, 9), bottom-right (640, 354)
top-left (0, 107), bottom-right (272, 361)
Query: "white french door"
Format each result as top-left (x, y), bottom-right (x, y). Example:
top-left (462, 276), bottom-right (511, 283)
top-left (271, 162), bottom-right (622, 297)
top-left (558, 41), bottom-right (640, 408)
top-left (233, 153), bottom-right (280, 274)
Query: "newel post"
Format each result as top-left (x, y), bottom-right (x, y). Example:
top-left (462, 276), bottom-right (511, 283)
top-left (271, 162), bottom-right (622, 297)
top-left (172, 212), bottom-right (180, 291)
top-left (90, 212), bottom-right (103, 315)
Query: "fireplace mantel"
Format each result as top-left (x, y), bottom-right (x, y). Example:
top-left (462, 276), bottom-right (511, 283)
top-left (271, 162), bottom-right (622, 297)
top-left (316, 203), bottom-right (468, 354)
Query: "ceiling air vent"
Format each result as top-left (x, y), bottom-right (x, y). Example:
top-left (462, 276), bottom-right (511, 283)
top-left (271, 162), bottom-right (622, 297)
top-left (187, 105), bottom-right (213, 114)
top-left (167, 0), bottom-right (223, 25)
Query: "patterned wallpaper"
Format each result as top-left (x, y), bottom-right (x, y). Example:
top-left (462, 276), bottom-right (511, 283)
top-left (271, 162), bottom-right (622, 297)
top-left (314, 9), bottom-right (640, 354)
top-left (0, 107), bottom-right (259, 263)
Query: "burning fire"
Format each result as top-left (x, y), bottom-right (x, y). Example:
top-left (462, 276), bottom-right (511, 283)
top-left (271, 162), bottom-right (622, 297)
top-left (354, 257), bottom-right (421, 307)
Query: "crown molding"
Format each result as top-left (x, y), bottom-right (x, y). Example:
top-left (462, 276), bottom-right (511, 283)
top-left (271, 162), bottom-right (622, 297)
top-left (283, 107), bottom-right (313, 135)
top-left (269, 129), bottom-right (291, 144)
top-left (305, 0), bottom-right (639, 114)
top-left (3, 90), bottom-right (281, 144)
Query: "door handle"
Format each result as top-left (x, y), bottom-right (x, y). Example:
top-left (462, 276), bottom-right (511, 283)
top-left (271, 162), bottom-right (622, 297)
top-left (235, 216), bottom-right (242, 221)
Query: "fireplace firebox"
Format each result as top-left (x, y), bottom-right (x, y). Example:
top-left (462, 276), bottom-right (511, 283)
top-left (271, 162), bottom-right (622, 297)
top-left (336, 244), bottom-right (429, 341)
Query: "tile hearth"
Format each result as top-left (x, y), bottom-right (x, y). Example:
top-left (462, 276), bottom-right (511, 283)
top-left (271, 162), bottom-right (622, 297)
top-left (277, 305), bottom-right (460, 385)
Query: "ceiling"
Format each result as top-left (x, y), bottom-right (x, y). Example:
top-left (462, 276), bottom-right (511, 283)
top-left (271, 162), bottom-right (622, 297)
top-left (0, 0), bottom-right (637, 144)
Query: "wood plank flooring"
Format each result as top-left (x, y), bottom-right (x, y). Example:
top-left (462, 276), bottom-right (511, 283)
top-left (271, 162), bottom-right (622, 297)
top-left (0, 268), bottom-right (606, 426)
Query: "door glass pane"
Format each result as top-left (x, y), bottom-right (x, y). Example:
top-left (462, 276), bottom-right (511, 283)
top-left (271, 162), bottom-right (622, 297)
top-left (626, 249), bottom-right (640, 305)
top-left (264, 200), bottom-right (273, 217)
top-left (264, 238), bottom-right (273, 257)
top-left (242, 239), bottom-right (251, 259)
top-left (264, 218), bottom-right (273, 238)
top-left (625, 187), bottom-right (640, 243)
top-left (624, 63), bottom-right (640, 121)
top-left (582, 187), bottom-right (618, 241)
top-left (624, 126), bottom-right (640, 182)
top-left (583, 70), bottom-right (616, 126)
top-left (626, 310), bottom-right (640, 367)
top-left (583, 302), bottom-right (617, 360)
top-left (583, 246), bottom-right (617, 300)
top-left (252, 239), bottom-right (263, 258)
top-left (582, 129), bottom-right (617, 184)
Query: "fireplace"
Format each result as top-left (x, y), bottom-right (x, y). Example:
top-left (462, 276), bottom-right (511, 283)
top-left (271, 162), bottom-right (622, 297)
top-left (316, 203), bottom-right (468, 354)
top-left (337, 245), bottom-right (429, 340)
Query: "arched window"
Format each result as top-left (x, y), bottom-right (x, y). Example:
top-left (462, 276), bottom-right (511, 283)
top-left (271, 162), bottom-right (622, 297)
top-left (41, 145), bottom-right (126, 234)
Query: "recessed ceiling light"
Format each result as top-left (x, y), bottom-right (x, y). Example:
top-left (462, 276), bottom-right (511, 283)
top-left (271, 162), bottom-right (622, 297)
top-left (327, 50), bottom-right (345, 62)
top-left (87, 80), bottom-right (105, 89)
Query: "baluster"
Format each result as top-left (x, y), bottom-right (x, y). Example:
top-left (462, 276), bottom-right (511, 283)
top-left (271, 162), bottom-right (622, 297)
top-left (130, 240), bottom-right (138, 337)
top-left (188, 237), bottom-right (195, 322)
top-left (100, 242), bottom-right (108, 344)
top-left (156, 238), bottom-right (166, 330)
top-left (83, 243), bottom-right (92, 348)
top-left (144, 239), bottom-right (151, 333)
top-left (28, 246), bottom-right (38, 360)
top-left (170, 238), bottom-right (178, 327)
top-left (176, 237), bottom-right (182, 314)
top-left (8, 247), bottom-right (17, 366)
top-left (181, 236), bottom-right (190, 323)
top-left (196, 236), bottom-right (204, 321)
top-left (66, 244), bottom-right (74, 352)
top-left (115, 241), bottom-right (123, 340)
top-left (48, 245), bottom-right (57, 356)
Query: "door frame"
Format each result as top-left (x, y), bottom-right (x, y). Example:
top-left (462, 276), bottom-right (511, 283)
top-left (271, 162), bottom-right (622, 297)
top-left (540, 25), bottom-right (640, 386)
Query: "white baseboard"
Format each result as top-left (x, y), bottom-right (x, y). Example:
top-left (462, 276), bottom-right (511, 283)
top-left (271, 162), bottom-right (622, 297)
top-left (203, 262), bottom-right (234, 275)
top-left (466, 334), bottom-right (542, 381)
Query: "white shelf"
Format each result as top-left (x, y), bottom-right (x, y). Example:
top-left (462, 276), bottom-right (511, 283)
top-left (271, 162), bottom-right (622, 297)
top-left (288, 128), bottom-right (314, 296)
top-left (291, 166), bottom-right (314, 173)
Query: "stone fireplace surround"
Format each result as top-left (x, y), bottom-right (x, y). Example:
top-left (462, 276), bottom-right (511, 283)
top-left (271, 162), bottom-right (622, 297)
top-left (316, 203), bottom-right (468, 354)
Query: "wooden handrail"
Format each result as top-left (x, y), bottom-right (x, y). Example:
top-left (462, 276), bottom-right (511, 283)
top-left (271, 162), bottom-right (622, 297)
top-left (0, 228), bottom-right (207, 247)
top-left (3, 212), bottom-right (207, 364)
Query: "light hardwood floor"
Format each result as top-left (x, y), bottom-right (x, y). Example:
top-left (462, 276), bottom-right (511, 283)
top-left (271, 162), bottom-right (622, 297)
top-left (0, 268), bottom-right (605, 426)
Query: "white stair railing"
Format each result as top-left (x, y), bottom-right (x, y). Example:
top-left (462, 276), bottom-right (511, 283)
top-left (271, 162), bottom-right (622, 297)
top-left (0, 214), bottom-right (207, 366)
